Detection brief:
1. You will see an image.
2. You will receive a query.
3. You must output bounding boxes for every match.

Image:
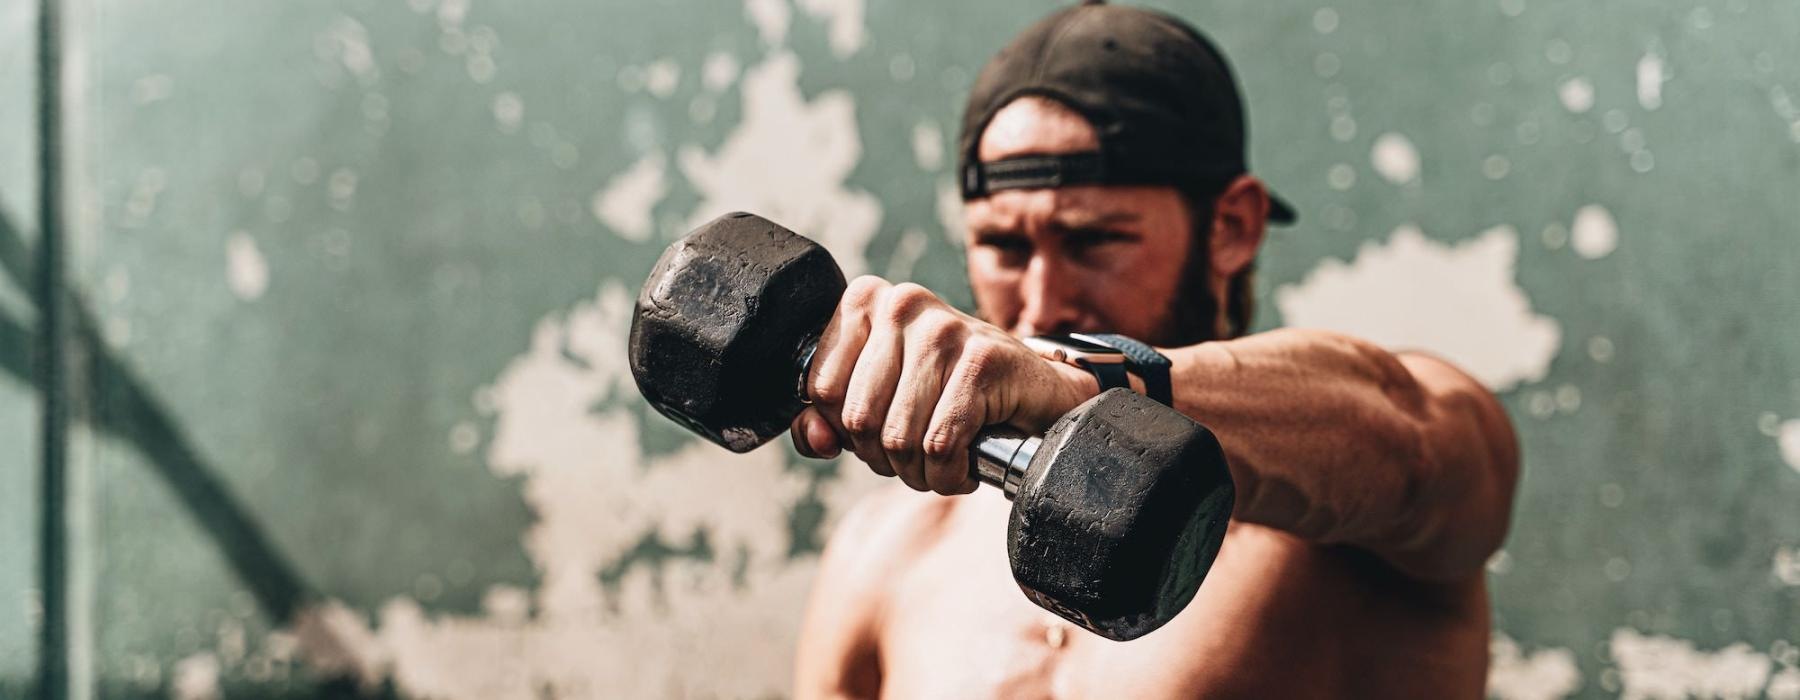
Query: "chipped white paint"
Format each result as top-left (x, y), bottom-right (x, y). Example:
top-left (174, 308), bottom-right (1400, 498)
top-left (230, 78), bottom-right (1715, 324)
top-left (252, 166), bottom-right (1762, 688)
top-left (1488, 633), bottom-right (1581, 700)
top-left (1482, 154), bottom-right (1512, 180)
top-left (1637, 52), bottom-right (1665, 110)
top-left (492, 92), bottom-right (524, 134)
top-left (1771, 666), bottom-right (1800, 699)
top-left (1777, 420), bottom-right (1800, 474)
top-left (172, 652), bottom-right (221, 700)
top-left (592, 152), bottom-right (668, 242)
top-left (292, 600), bottom-right (391, 689)
top-left (645, 59), bottom-right (681, 98)
top-left (1774, 546), bottom-right (1800, 586)
top-left (327, 168), bottom-right (358, 212)
top-left (1571, 204), bottom-right (1618, 259)
top-left (703, 51), bottom-right (741, 91)
top-left (320, 16), bottom-right (379, 87)
top-left (448, 421), bottom-right (479, 455)
top-left (1370, 132), bottom-right (1420, 184)
top-left (1559, 77), bottom-right (1594, 114)
top-left (1312, 7), bottom-right (1339, 34)
top-left (912, 120), bottom-right (944, 171)
top-left (1610, 628), bottom-right (1773, 700)
top-left (1275, 225), bottom-right (1561, 391)
top-left (274, 282), bottom-right (882, 698)
top-left (677, 52), bottom-right (882, 276)
top-left (796, 0), bottom-right (867, 58)
top-left (745, 0), bottom-right (791, 48)
top-left (1588, 335), bottom-right (1614, 363)
top-left (1327, 163), bottom-right (1355, 190)
top-left (226, 232), bottom-right (270, 301)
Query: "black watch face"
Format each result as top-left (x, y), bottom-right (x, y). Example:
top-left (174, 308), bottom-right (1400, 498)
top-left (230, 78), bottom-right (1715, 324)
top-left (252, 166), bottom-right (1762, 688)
top-left (1040, 333), bottom-right (1123, 354)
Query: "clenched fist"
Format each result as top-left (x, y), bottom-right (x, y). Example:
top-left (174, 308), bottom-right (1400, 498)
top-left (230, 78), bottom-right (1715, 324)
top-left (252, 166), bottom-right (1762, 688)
top-left (790, 276), bottom-right (1098, 494)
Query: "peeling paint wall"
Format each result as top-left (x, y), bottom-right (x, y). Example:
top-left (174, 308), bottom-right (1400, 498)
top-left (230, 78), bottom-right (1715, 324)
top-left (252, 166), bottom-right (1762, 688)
top-left (2, 0), bottom-right (1798, 698)
top-left (0, 0), bottom-right (43, 696)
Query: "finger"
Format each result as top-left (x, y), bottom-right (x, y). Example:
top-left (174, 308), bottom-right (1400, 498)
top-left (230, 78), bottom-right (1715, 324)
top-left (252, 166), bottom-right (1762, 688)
top-left (924, 342), bottom-right (993, 496)
top-left (799, 407), bottom-right (842, 459)
top-left (842, 320), bottom-right (909, 487)
top-left (809, 390), bottom-right (877, 475)
top-left (808, 276), bottom-right (885, 407)
top-left (790, 411), bottom-right (817, 458)
top-left (892, 315), bottom-right (964, 495)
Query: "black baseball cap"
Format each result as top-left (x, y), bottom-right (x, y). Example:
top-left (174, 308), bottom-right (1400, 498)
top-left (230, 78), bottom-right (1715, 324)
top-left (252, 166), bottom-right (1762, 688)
top-left (958, 1), bottom-right (1296, 225)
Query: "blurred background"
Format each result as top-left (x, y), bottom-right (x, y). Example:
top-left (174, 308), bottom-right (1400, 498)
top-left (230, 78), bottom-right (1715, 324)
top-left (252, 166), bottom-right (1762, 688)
top-left (2, 0), bottom-right (1798, 697)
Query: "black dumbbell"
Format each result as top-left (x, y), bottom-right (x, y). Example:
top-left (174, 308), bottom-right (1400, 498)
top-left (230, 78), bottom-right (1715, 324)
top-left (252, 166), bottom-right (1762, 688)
top-left (628, 212), bottom-right (1235, 641)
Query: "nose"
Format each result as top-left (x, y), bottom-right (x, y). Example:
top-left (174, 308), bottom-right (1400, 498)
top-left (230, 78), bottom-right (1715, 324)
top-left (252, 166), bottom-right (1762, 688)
top-left (1014, 253), bottom-right (1085, 337)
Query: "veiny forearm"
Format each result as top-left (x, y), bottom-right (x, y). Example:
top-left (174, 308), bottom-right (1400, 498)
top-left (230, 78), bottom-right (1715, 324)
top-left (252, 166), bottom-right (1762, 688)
top-left (1165, 328), bottom-right (1516, 580)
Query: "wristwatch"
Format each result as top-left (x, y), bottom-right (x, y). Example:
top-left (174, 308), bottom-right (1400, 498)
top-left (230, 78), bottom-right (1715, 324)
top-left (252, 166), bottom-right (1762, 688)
top-left (1023, 332), bottom-right (1174, 407)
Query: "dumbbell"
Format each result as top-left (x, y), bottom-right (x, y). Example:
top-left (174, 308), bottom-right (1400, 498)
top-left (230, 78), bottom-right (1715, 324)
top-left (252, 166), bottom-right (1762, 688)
top-left (627, 212), bottom-right (1235, 641)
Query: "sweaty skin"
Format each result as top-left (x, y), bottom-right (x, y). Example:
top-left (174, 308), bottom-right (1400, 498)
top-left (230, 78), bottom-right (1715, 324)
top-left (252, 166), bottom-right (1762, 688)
top-left (790, 97), bottom-right (1519, 699)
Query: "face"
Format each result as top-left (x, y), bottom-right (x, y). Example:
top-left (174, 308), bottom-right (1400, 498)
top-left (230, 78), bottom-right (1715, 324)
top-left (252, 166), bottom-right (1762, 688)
top-left (962, 96), bottom-right (1272, 345)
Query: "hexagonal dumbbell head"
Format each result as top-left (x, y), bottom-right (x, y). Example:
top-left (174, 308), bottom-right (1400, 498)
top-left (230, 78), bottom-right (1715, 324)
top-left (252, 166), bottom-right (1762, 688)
top-left (628, 212), bottom-right (846, 452)
top-left (1008, 388), bottom-right (1236, 641)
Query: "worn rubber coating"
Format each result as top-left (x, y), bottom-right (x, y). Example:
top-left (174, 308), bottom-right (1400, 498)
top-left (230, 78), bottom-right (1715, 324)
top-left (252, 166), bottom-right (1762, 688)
top-left (628, 212), bottom-right (845, 452)
top-left (1009, 388), bottom-right (1236, 641)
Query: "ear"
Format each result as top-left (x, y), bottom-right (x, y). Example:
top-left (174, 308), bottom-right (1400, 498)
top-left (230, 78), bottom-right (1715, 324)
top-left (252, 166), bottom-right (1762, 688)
top-left (1207, 175), bottom-right (1270, 278)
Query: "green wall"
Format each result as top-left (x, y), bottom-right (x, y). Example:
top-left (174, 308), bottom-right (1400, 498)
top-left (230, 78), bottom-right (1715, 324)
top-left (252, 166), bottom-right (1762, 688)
top-left (2, 0), bottom-right (42, 696)
top-left (3, 0), bottom-right (1798, 697)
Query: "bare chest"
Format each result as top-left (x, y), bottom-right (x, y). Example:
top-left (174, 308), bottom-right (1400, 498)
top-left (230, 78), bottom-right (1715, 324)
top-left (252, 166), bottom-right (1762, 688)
top-left (872, 497), bottom-right (1489, 700)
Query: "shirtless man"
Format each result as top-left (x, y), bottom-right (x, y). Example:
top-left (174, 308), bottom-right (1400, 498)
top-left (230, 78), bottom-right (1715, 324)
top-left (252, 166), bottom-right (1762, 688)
top-left (788, 3), bottom-right (1520, 697)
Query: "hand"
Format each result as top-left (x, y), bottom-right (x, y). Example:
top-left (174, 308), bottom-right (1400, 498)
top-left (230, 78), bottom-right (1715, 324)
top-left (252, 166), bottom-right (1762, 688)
top-left (790, 276), bottom-right (1099, 494)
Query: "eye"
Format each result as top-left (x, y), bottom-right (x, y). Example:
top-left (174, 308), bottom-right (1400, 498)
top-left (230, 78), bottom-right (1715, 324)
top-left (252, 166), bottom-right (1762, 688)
top-left (976, 232), bottom-right (1033, 265)
top-left (1065, 229), bottom-right (1135, 253)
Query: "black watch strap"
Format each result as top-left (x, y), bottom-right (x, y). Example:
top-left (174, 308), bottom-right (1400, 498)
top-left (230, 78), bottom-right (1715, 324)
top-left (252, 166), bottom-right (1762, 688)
top-left (1086, 333), bottom-right (1174, 407)
top-left (1075, 357), bottom-right (1132, 395)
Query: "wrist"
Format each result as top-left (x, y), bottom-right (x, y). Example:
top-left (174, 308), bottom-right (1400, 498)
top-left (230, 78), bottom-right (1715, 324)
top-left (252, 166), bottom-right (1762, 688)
top-left (1025, 332), bottom-right (1166, 405)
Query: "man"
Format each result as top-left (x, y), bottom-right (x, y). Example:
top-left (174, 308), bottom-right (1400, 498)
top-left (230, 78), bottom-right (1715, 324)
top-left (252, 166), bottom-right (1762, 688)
top-left (789, 3), bottom-right (1519, 697)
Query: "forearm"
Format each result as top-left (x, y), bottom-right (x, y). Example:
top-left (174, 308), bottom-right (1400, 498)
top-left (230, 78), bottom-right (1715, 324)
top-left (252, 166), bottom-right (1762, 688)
top-left (1165, 328), bottom-right (1515, 580)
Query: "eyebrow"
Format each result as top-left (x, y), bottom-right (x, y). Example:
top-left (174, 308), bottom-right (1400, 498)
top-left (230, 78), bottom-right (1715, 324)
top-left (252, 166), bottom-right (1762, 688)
top-left (970, 210), bottom-right (1143, 237)
top-left (1048, 210), bottom-right (1142, 232)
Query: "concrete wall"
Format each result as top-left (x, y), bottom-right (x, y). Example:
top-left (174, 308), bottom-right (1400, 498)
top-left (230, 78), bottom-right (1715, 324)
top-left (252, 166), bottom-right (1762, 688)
top-left (3, 0), bottom-right (1798, 697)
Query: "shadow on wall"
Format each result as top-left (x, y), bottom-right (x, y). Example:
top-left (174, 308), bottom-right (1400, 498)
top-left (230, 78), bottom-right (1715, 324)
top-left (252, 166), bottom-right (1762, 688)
top-left (0, 202), bottom-right (385, 698)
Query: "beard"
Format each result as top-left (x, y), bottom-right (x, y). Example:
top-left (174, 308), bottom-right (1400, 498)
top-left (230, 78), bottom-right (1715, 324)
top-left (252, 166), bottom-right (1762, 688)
top-left (1144, 213), bottom-right (1221, 348)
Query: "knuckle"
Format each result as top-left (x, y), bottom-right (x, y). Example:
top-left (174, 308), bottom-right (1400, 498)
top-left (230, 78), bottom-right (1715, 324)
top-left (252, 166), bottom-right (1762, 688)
top-left (809, 377), bottom-right (845, 405)
top-left (919, 314), bottom-right (965, 349)
top-left (921, 430), bottom-right (959, 459)
top-left (879, 430), bottom-right (916, 458)
top-left (880, 283), bottom-right (934, 322)
top-left (959, 339), bottom-right (1002, 383)
top-left (842, 276), bottom-right (888, 311)
top-left (840, 406), bottom-right (880, 441)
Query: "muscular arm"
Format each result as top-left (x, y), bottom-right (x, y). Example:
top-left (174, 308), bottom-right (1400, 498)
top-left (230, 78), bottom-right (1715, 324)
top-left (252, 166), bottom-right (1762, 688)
top-left (1165, 328), bottom-right (1520, 582)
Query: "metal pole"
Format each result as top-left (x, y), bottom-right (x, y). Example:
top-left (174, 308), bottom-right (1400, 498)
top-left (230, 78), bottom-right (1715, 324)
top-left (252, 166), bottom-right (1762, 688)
top-left (36, 0), bottom-right (70, 694)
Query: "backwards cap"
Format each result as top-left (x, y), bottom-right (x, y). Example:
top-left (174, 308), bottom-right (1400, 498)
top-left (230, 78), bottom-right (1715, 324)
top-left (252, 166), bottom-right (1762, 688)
top-left (958, 1), bottom-right (1296, 224)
